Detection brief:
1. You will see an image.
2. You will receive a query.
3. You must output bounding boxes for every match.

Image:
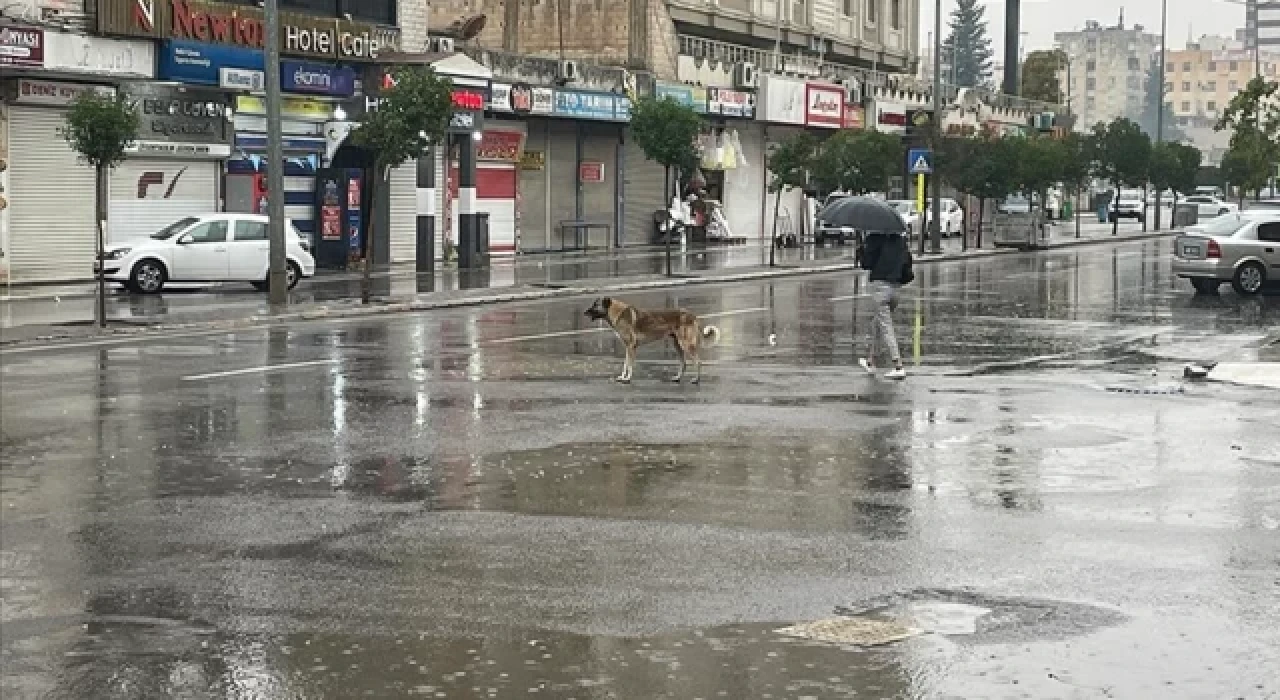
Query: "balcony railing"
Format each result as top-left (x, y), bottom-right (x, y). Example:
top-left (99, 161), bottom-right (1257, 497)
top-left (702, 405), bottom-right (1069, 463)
top-left (678, 34), bottom-right (1062, 112)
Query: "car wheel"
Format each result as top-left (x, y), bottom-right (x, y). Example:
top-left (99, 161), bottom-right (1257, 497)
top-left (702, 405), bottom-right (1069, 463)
top-left (128, 259), bottom-right (166, 294)
top-left (1190, 278), bottom-right (1220, 294)
top-left (1232, 261), bottom-right (1266, 295)
top-left (287, 262), bottom-right (301, 290)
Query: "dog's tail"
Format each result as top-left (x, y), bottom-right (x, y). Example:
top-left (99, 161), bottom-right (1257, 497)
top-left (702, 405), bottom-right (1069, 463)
top-left (701, 325), bottom-right (721, 345)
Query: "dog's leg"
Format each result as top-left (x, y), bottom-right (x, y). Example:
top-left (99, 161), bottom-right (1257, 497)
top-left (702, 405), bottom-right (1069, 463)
top-left (617, 341), bottom-right (636, 383)
top-left (672, 341), bottom-right (686, 383)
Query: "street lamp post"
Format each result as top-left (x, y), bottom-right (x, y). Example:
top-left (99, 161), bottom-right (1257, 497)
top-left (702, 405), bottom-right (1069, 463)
top-left (930, 0), bottom-right (943, 255)
top-left (1154, 0), bottom-right (1167, 232)
top-left (264, 0), bottom-right (287, 305)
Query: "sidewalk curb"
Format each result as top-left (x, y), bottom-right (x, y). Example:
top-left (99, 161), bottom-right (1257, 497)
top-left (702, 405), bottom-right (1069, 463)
top-left (0, 231), bottom-right (1174, 350)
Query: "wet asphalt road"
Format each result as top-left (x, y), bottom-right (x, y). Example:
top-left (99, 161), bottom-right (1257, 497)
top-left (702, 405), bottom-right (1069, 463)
top-left (2, 238), bottom-right (1279, 699)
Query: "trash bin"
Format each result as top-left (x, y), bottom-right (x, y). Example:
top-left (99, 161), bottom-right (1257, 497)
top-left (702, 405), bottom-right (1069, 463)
top-left (1172, 202), bottom-right (1199, 228)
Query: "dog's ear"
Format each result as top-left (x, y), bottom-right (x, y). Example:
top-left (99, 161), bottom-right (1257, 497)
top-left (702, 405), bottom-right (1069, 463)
top-left (602, 297), bottom-right (612, 309)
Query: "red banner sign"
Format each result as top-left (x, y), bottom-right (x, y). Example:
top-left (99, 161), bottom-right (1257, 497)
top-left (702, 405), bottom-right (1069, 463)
top-left (579, 161), bottom-right (605, 183)
top-left (477, 130), bottom-right (524, 162)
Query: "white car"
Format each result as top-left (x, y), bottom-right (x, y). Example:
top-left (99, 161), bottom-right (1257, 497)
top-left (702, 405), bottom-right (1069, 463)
top-left (887, 200), bottom-right (921, 236)
top-left (1108, 190), bottom-right (1146, 223)
top-left (1183, 195), bottom-right (1238, 220)
top-left (98, 213), bottom-right (316, 294)
top-left (925, 198), bottom-right (965, 236)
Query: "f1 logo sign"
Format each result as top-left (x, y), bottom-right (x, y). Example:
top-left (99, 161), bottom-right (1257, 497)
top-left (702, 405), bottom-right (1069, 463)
top-left (133, 0), bottom-right (155, 32)
top-left (137, 168), bottom-right (188, 198)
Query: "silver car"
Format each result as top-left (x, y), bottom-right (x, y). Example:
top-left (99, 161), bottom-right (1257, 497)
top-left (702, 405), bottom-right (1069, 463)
top-left (1173, 212), bottom-right (1280, 294)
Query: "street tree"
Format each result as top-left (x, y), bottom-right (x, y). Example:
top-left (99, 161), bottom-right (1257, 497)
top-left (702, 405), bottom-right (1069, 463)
top-left (1091, 118), bottom-right (1152, 236)
top-left (1221, 129), bottom-right (1274, 204)
top-left (62, 90), bottom-right (139, 328)
top-left (1020, 49), bottom-right (1066, 104)
top-left (808, 129), bottom-right (902, 196)
top-left (1148, 141), bottom-right (1202, 228)
top-left (1058, 131), bottom-right (1095, 237)
top-left (1216, 76), bottom-right (1280, 202)
top-left (938, 133), bottom-right (1016, 246)
top-left (1137, 63), bottom-right (1184, 142)
top-left (629, 95), bottom-right (704, 274)
top-left (1012, 136), bottom-right (1068, 214)
top-left (942, 0), bottom-right (995, 88)
top-left (765, 132), bottom-right (818, 262)
top-left (352, 66), bottom-right (453, 303)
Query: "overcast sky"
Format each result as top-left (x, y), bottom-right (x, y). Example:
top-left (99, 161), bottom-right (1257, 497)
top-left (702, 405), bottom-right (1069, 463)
top-left (919, 0), bottom-right (1248, 59)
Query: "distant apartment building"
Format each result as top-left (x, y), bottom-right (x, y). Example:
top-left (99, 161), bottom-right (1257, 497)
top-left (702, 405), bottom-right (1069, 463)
top-left (1055, 18), bottom-right (1161, 130)
top-left (1164, 35), bottom-right (1280, 165)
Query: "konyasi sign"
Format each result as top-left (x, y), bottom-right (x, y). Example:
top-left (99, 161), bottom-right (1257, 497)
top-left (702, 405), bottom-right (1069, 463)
top-left (98, 0), bottom-right (400, 62)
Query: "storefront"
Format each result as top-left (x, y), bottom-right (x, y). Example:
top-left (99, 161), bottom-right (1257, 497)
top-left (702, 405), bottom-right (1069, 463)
top-left (1, 25), bottom-right (155, 282)
top-left (872, 100), bottom-right (908, 135)
top-left (756, 75), bottom-right (843, 244)
top-left (702, 87), bottom-right (761, 242)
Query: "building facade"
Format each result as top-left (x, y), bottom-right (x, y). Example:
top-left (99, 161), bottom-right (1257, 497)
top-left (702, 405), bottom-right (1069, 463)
top-left (1055, 18), bottom-right (1161, 130)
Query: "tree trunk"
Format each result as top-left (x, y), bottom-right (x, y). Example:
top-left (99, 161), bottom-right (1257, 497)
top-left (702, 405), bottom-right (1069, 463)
top-left (1112, 190), bottom-right (1120, 236)
top-left (769, 186), bottom-right (782, 267)
top-left (976, 198), bottom-right (984, 248)
top-left (95, 165), bottom-right (108, 328)
top-left (361, 166), bottom-right (389, 304)
top-left (1074, 186), bottom-right (1081, 239)
top-left (664, 166), bottom-right (672, 277)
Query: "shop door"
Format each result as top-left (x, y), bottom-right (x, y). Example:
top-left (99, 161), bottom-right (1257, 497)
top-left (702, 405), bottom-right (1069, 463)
top-left (449, 164), bottom-right (518, 254)
top-left (7, 107), bottom-right (96, 282)
top-left (109, 159), bottom-right (219, 245)
top-left (622, 134), bottom-right (667, 246)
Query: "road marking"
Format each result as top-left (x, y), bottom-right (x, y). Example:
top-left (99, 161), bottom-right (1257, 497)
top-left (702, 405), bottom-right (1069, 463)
top-left (181, 359), bottom-right (335, 381)
top-left (828, 294), bottom-right (868, 301)
top-left (481, 307), bottom-right (770, 346)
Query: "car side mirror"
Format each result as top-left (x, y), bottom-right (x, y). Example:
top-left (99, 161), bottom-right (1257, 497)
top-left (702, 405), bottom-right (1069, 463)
top-left (177, 234), bottom-right (194, 245)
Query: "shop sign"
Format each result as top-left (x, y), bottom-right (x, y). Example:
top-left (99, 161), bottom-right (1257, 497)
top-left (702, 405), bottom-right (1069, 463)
top-left (553, 90), bottom-right (622, 120)
top-left (43, 31), bottom-right (153, 77)
top-left (757, 74), bottom-right (805, 125)
top-left (0, 25), bottom-right (44, 67)
top-left (706, 88), bottom-right (754, 118)
top-left (875, 102), bottom-right (907, 134)
top-left (235, 95), bottom-right (332, 121)
top-left (804, 83), bottom-right (844, 128)
top-left (220, 67), bottom-right (264, 91)
top-left (655, 82), bottom-right (708, 113)
top-left (97, 0), bottom-right (400, 62)
top-left (477, 130), bottom-right (524, 162)
top-left (579, 161), bottom-right (605, 183)
top-left (159, 40), bottom-right (260, 85)
top-left (126, 141), bottom-right (233, 158)
top-left (127, 84), bottom-right (231, 146)
top-left (14, 78), bottom-right (114, 107)
top-left (519, 150), bottom-right (545, 171)
top-left (842, 104), bottom-right (865, 130)
top-left (946, 123), bottom-right (977, 137)
top-left (281, 60), bottom-right (355, 97)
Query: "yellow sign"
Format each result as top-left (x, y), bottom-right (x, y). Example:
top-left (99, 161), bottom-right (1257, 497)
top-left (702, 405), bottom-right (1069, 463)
top-left (235, 96), bottom-right (333, 121)
top-left (519, 150), bottom-right (545, 171)
top-left (915, 173), bottom-right (925, 217)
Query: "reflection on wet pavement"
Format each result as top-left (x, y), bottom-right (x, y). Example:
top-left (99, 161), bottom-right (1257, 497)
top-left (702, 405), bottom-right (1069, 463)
top-left (3, 240), bottom-right (1279, 698)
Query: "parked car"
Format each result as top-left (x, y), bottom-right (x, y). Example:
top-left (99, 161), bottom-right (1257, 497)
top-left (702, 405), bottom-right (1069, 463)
top-left (887, 200), bottom-right (921, 237)
top-left (998, 195), bottom-right (1032, 214)
top-left (1193, 185), bottom-right (1225, 199)
top-left (1173, 211), bottom-right (1280, 295)
top-left (925, 198), bottom-right (965, 236)
top-left (97, 214), bottom-right (316, 294)
top-left (1183, 195), bottom-right (1238, 219)
top-left (1108, 190), bottom-right (1146, 223)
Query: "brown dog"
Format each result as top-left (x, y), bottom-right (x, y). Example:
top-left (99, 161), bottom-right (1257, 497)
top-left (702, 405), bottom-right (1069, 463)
top-left (584, 297), bottom-right (720, 384)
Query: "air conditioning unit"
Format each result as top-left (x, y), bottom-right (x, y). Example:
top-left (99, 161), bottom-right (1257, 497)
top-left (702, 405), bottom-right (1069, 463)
top-left (841, 78), bottom-right (862, 105)
top-left (431, 37), bottom-right (455, 53)
top-left (558, 60), bottom-right (581, 84)
top-left (732, 62), bottom-right (759, 89)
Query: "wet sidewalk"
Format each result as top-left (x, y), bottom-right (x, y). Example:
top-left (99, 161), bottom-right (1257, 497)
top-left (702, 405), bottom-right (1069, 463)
top-left (0, 221), bottom-right (1171, 344)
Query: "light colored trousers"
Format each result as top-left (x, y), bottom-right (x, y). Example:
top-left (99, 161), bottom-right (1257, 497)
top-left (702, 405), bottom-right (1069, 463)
top-left (867, 280), bottom-right (902, 364)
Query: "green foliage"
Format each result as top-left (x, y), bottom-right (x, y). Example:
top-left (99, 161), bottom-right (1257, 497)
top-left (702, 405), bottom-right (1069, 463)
top-left (1221, 128), bottom-right (1275, 198)
top-left (1149, 141), bottom-right (1202, 197)
top-left (766, 132), bottom-right (818, 194)
top-left (1013, 135), bottom-right (1069, 203)
top-left (939, 134), bottom-right (1017, 202)
top-left (628, 95), bottom-right (703, 178)
top-left (943, 0), bottom-right (995, 88)
top-left (62, 91), bottom-right (139, 170)
top-left (1216, 76), bottom-right (1280, 135)
top-left (353, 67), bottom-right (454, 171)
top-left (1091, 117), bottom-right (1152, 189)
top-left (808, 130), bottom-right (903, 196)
top-left (1216, 77), bottom-right (1280, 200)
top-left (1058, 131), bottom-right (1094, 193)
top-left (1021, 50), bottom-right (1066, 104)
top-left (1137, 63), bottom-right (1184, 142)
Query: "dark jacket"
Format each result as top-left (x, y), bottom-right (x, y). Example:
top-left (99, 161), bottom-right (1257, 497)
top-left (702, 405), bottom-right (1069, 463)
top-left (860, 234), bottom-right (913, 284)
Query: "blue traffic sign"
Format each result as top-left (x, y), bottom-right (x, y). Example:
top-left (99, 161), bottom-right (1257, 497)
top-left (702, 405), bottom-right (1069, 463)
top-left (907, 148), bottom-right (933, 175)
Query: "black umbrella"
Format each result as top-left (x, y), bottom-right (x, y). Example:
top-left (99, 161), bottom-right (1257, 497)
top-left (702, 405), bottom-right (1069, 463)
top-left (818, 196), bottom-right (907, 235)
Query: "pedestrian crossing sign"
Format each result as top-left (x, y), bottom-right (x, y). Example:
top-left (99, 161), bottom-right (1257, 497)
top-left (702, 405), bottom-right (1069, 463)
top-left (908, 148), bottom-right (933, 175)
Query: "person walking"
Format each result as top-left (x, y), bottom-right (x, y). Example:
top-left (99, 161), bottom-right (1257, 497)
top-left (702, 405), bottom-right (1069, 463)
top-left (857, 232), bottom-right (913, 380)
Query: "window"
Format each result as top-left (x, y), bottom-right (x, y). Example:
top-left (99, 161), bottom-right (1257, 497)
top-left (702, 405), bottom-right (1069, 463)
top-left (1230, 61), bottom-right (1239, 71)
top-left (1182, 61), bottom-right (1191, 71)
top-left (1207, 61), bottom-right (1217, 71)
top-left (1086, 77), bottom-right (1097, 90)
top-left (1109, 76), bottom-right (1117, 87)
top-left (1206, 80), bottom-right (1217, 91)
top-left (185, 220), bottom-right (228, 243)
top-left (1258, 222), bottom-right (1280, 242)
top-left (1128, 57), bottom-right (1141, 70)
top-left (1165, 81), bottom-right (1174, 93)
top-left (890, 0), bottom-right (900, 29)
top-left (1181, 101), bottom-right (1191, 111)
top-left (234, 220), bottom-right (268, 241)
top-left (1086, 59), bottom-right (1097, 72)
top-left (843, 0), bottom-right (855, 16)
top-left (865, 0), bottom-right (876, 23)
top-left (1230, 80), bottom-right (1239, 91)
top-left (1086, 97), bottom-right (1096, 109)
top-left (1207, 100), bottom-right (1217, 111)
top-left (1166, 62), bottom-right (1175, 72)
top-left (1182, 81), bottom-right (1191, 91)
top-left (1086, 39), bottom-right (1097, 52)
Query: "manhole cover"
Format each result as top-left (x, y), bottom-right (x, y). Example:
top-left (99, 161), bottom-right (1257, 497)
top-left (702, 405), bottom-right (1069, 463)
top-left (775, 617), bottom-right (920, 647)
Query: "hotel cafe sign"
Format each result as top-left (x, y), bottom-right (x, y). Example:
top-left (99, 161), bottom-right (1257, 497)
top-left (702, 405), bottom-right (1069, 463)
top-left (98, 0), bottom-right (400, 61)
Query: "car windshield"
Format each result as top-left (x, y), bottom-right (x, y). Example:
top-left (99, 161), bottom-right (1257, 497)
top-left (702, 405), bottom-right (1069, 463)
top-left (1196, 214), bottom-right (1253, 237)
top-left (150, 217), bottom-right (200, 240)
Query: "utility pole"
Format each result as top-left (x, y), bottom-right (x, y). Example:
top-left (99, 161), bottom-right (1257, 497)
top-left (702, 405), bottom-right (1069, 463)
top-left (930, 0), bottom-right (943, 254)
top-left (264, 0), bottom-right (288, 305)
top-left (1153, 0), bottom-right (1167, 231)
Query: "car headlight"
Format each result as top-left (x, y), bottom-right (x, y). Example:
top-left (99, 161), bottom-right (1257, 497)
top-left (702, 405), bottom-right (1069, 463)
top-left (103, 248), bottom-right (130, 260)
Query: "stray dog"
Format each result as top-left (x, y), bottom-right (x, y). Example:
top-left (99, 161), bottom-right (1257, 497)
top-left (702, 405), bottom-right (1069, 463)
top-left (584, 297), bottom-right (720, 384)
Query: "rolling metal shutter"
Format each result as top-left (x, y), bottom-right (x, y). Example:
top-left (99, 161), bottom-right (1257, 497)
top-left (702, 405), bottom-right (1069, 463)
top-left (107, 159), bottom-right (219, 246)
top-left (387, 161), bottom-right (417, 263)
top-left (7, 107), bottom-right (97, 283)
top-left (546, 121), bottom-right (578, 248)
top-left (622, 134), bottom-right (667, 247)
